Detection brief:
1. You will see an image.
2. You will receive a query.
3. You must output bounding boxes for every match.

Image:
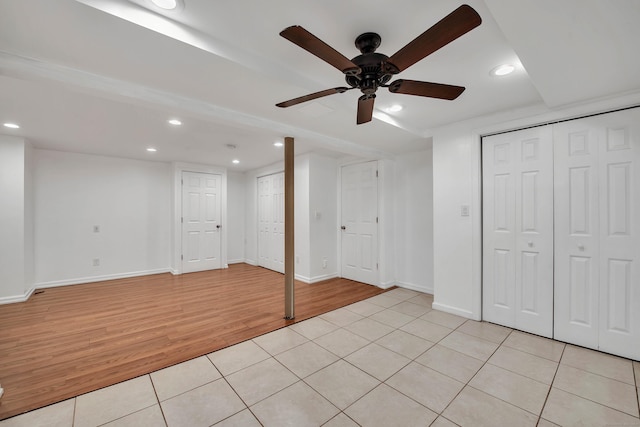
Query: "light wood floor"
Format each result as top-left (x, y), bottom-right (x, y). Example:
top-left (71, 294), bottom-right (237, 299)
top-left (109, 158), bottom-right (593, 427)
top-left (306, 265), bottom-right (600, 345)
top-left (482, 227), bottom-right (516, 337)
top-left (0, 263), bottom-right (389, 420)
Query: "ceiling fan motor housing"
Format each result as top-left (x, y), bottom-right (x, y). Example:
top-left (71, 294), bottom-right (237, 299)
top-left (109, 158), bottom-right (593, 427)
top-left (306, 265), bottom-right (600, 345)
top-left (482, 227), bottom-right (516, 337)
top-left (345, 32), bottom-right (397, 95)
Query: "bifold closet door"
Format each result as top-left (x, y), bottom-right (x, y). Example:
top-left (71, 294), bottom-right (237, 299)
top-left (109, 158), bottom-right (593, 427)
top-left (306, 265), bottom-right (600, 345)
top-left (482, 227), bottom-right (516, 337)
top-left (482, 126), bottom-right (554, 337)
top-left (554, 108), bottom-right (640, 360)
top-left (258, 173), bottom-right (285, 274)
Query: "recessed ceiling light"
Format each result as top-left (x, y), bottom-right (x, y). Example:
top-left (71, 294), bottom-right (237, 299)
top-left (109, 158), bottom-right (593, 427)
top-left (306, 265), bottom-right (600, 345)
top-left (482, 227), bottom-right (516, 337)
top-left (151, 0), bottom-right (178, 10)
top-left (232, 159), bottom-right (240, 164)
top-left (146, 147), bottom-right (157, 152)
top-left (168, 119), bottom-right (182, 126)
top-left (274, 142), bottom-right (284, 147)
top-left (3, 123), bottom-right (20, 129)
top-left (491, 64), bottom-right (515, 76)
top-left (387, 104), bottom-right (403, 113)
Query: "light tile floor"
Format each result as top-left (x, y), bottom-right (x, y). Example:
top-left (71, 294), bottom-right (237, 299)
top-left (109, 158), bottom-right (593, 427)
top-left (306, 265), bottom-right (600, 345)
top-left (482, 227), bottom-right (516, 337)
top-left (2, 288), bottom-right (640, 427)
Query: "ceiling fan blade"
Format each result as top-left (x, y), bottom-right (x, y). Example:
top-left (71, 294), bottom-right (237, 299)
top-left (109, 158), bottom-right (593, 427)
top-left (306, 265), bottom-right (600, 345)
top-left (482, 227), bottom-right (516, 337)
top-left (280, 26), bottom-right (361, 75)
top-left (357, 95), bottom-right (375, 124)
top-left (387, 5), bottom-right (481, 73)
top-left (276, 87), bottom-right (350, 108)
top-left (389, 79), bottom-right (465, 100)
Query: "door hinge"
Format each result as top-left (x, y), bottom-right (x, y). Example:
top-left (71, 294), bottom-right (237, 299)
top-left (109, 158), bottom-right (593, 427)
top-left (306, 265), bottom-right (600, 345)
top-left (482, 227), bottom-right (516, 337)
top-left (376, 170), bottom-right (379, 178)
top-left (181, 217), bottom-right (183, 223)
top-left (181, 178), bottom-right (183, 185)
top-left (181, 254), bottom-right (183, 260)
top-left (376, 217), bottom-right (378, 223)
top-left (376, 263), bottom-right (379, 270)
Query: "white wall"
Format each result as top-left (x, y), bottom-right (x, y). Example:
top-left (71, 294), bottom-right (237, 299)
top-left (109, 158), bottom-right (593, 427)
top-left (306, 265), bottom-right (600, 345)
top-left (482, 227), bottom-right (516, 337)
top-left (308, 153), bottom-right (338, 281)
top-left (431, 93), bottom-right (640, 320)
top-left (394, 149), bottom-right (433, 293)
top-left (227, 170), bottom-right (246, 264)
top-left (34, 150), bottom-right (172, 286)
top-left (0, 135), bottom-right (32, 302)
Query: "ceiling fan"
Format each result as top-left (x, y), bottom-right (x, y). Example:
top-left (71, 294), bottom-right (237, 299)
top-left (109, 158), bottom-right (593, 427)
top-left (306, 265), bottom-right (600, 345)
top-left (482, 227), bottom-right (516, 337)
top-left (276, 4), bottom-right (482, 124)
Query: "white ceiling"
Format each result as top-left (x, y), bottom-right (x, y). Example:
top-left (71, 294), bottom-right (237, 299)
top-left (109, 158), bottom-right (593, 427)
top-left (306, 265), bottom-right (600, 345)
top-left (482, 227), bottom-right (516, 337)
top-left (1, 0), bottom-right (639, 171)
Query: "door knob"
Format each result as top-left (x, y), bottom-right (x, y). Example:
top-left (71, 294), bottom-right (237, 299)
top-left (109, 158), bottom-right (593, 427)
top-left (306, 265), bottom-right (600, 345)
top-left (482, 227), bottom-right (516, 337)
top-left (341, 226), bottom-right (346, 230)
top-left (527, 241), bottom-right (534, 247)
top-left (216, 224), bottom-right (222, 229)
top-left (578, 244), bottom-right (585, 251)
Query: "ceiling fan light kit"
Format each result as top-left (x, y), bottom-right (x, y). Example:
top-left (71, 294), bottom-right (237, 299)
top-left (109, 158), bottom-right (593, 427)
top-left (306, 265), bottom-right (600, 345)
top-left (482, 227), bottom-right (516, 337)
top-left (276, 4), bottom-right (482, 124)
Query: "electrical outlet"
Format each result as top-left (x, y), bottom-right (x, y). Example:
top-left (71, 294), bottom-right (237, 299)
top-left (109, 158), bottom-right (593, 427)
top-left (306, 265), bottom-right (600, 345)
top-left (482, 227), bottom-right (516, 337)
top-left (295, 255), bottom-right (300, 264)
top-left (92, 258), bottom-right (100, 267)
top-left (322, 257), bottom-right (327, 269)
top-left (461, 205), bottom-right (470, 217)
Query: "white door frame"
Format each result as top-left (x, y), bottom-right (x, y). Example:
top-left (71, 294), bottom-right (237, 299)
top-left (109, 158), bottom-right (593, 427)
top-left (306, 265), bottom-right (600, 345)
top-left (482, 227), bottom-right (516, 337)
top-left (172, 162), bottom-right (227, 275)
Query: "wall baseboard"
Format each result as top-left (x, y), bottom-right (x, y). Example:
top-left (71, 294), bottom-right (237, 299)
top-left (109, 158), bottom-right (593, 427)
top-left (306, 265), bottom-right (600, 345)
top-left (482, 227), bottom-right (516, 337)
top-left (432, 301), bottom-right (477, 320)
top-left (227, 259), bottom-right (245, 265)
top-left (395, 281), bottom-right (433, 295)
top-left (244, 259), bottom-right (258, 266)
top-left (378, 281), bottom-right (396, 289)
top-left (306, 273), bottom-right (338, 284)
top-left (34, 268), bottom-right (172, 290)
top-left (0, 287), bottom-right (35, 305)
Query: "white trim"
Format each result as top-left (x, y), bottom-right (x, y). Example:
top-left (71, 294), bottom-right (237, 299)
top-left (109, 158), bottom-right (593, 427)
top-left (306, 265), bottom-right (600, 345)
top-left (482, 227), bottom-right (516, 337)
top-left (0, 287), bottom-right (35, 305)
top-left (432, 301), bottom-right (477, 320)
top-left (244, 258), bottom-right (258, 266)
top-left (227, 258), bottom-right (245, 265)
top-left (306, 273), bottom-right (339, 284)
top-left (395, 281), bottom-right (433, 295)
top-left (34, 268), bottom-right (172, 290)
top-left (378, 280), bottom-right (395, 289)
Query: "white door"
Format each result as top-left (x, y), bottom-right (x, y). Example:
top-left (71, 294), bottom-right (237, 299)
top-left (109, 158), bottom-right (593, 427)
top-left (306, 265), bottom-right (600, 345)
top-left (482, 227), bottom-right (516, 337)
top-left (555, 109), bottom-right (640, 359)
top-left (482, 126), bottom-right (554, 337)
top-left (341, 161), bottom-right (378, 285)
top-left (182, 171), bottom-right (222, 273)
top-left (258, 173), bottom-right (284, 273)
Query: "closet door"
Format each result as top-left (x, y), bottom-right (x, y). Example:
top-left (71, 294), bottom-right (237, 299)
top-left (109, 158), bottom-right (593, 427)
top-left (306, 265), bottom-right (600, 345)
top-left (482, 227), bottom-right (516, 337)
top-left (258, 173), bottom-right (285, 274)
top-left (554, 108), bottom-right (640, 360)
top-left (482, 126), bottom-right (554, 337)
top-left (553, 120), bottom-right (601, 348)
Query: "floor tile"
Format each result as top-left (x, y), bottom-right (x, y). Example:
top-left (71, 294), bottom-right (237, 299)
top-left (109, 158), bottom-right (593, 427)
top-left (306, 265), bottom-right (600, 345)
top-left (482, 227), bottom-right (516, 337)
top-left (442, 386), bottom-right (538, 427)
top-left (469, 363), bottom-right (550, 415)
top-left (420, 310), bottom-right (466, 329)
top-left (553, 364), bottom-right (639, 417)
top-left (322, 413), bottom-right (360, 427)
top-left (369, 308), bottom-right (415, 328)
top-left (439, 331), bottom-right (499, 361)
top-left (429, 416), bottom-right (459, 427)
top-left (375, 329), bottom-right (434, 359)
top-left (225, 358), bottom-right (298, 406)
top-left (253, 327), bottom-right (308, 355)
top-left (542, 387), bottom-right (640, 427)
top-left (289, 317), bottom-right (338, 340)
top-left (275, 341), bottom-right (339, 378)
top-left (365, 293), bottom-right (406, 308)
top-left (456, 320), bottom-right (511, 344)
top-left (251, 381), bottom-right (339, 427)
top-left (345, 343), bottom-right (411, 381)
top-left (151, 356), bottom-right (221, 401)
top-left (344, 317), bottom-right (394, 341)
top-left (384, 288), bottom-right (420, 300)
top-left (561, 344), bottom-right (635, 385)
top-left (207, 340), bottom-right (271, 376)
top-left (213, 409), bottom-right (261, 427)
top-left (406, 293), bottom-right (434, 307)
top-left (305, 360), bottom-right (380, 410)
top-left (389, 301), bottom-right (431, 317)
top-left (502, 331), bottom-right (564, 362)
top-left (74, 375), bottom-right (157, 427)
top-left (319, 308), bottom-right (364, 327)
top-left (0, 398), bottom-right (75, 427)
top-left (487, 345), bottom-right (558, 385)
top-left (400, 318), bottom-right (452, 342)
top-left (161, 379), bottom-right (245, 427)
top-left (415, 344), bottom-right (484, 383)
top-left (536, 418), bottom-right (561, 427)
top-left (386, 362), bottom-right (464, 413)
top-left (103, 404), bottom-right (166, 427)
top-left (314, 328), bottom-right (370, 358)
top-left (344, 300), bottom-right (385, 317)
top-left (345, 383), bottom-right (438, 427)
